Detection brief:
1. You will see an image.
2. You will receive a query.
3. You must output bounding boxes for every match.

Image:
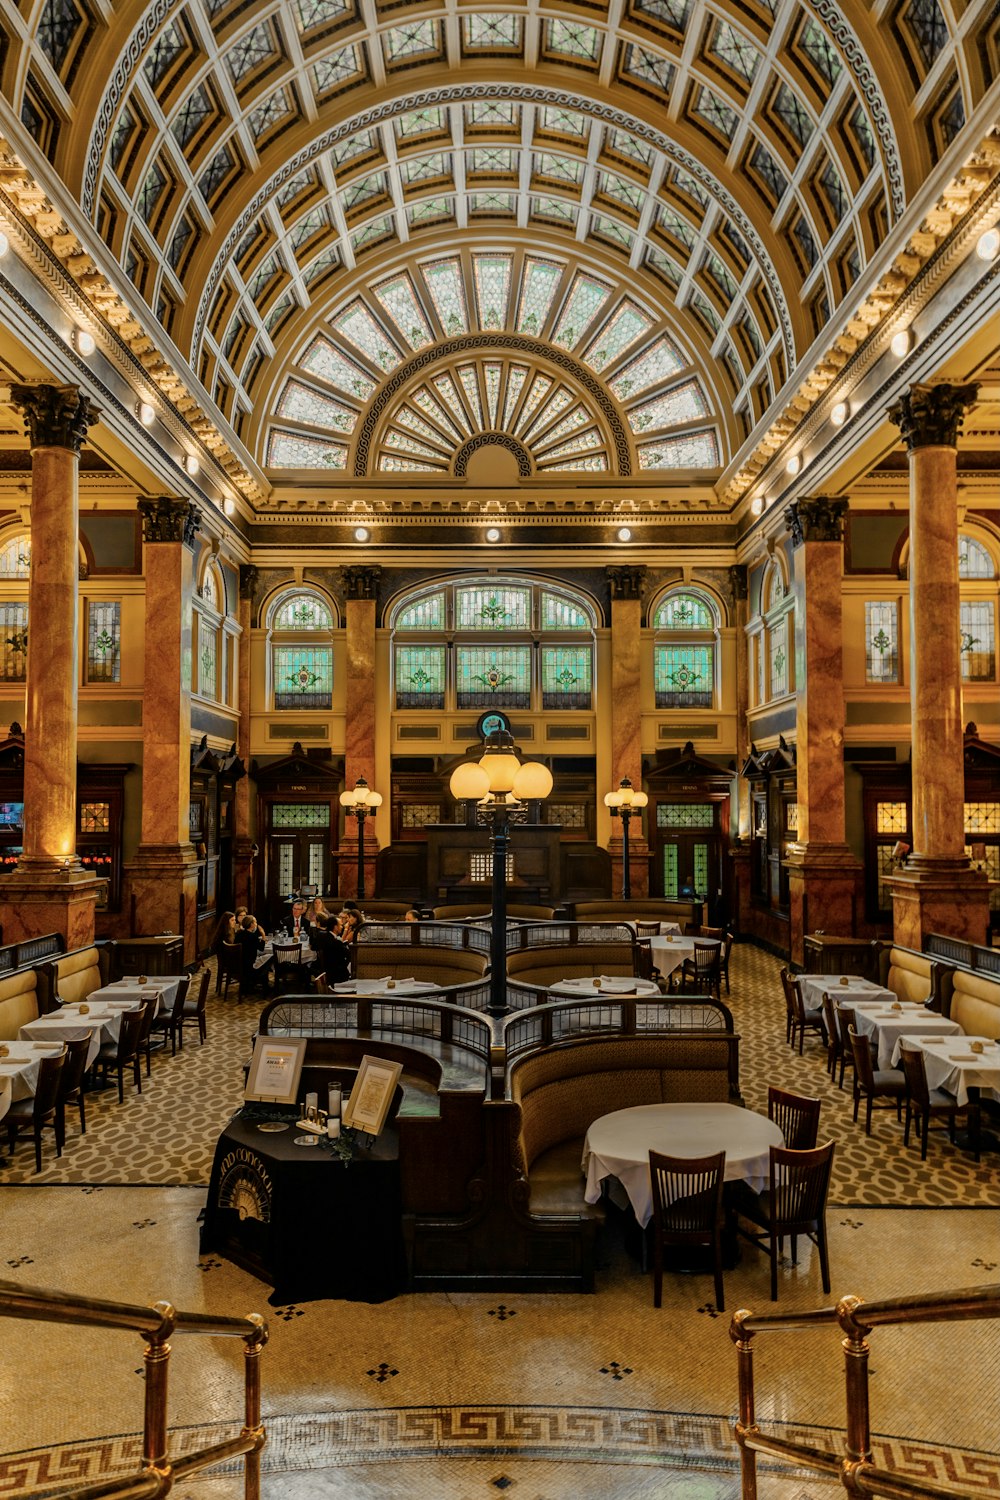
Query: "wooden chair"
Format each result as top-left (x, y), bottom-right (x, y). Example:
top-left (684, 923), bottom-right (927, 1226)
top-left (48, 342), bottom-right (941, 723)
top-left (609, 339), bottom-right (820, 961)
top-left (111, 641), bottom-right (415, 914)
top-left (736, 1141), bottom-right (835, 1301)
top-left (820, 992), bottom-right (845, 1083)
top-left (767, 1085), bottom-right (821, 1150)
top-left (634, 921), bottom-right (661, 938)
top-left (834, 1004), bottom-right (858, 1090)
top-left (136, 992), bottom-right (160, 1078)
top-left (779, 966), bottom-right (797, 1046)
top-left (151, 975), bottom-right (191, 1056)
top-left (680, 940), bottom-right (722, 1000)
top-left (273, 942), bottom-right (307, 992)
top-left (849, 1025), bottom-right (905, 1137)
top-left (6, 1050), bottom-right (66, 1172)
top-left (95, 1008), bottom-right (144, 1104)
top-left (180, 967), bottom-right (211, 1046)
top-left (56, 1034), bottom-right (91, 1138)
top-left (900, 1045), bottom-right (977, 1162)
top-left (718, 932), bottom-right (734, 995)
top-left (648, 1148), bottom-right (726, 1312)
top-left (789, 977), bottom-right (827, 1056)
top-left (217, 941), bottom-right (242, 999)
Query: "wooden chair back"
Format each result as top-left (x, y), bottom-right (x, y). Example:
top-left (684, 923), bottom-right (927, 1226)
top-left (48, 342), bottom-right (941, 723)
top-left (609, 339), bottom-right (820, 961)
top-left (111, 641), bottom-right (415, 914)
top-left (767, 1085), bottom-right (821, 1150)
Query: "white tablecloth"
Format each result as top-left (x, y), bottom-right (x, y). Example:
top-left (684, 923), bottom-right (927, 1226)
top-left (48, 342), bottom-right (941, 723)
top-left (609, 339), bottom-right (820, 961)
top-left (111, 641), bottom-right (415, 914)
top-left (91, 977), bottom-right (183, 1008)
top-left (627, 922), bottom-right (682, 937)
top-left (333, 978), bottom-right (441, 996)
top-left (259, 942), bottom-right (315, 970)
top-left (0, 1040), bottom-right (66, 1100)
top-left (798, 975), bottom-right (893, 1014)
top-left (20, 996), bottom-right (156, 1067)
top-left (849, 1006), bottom-right (961, 1070)
top-left (889, 1034), bottom-right (1000, 1107)
top-left (549, 976), bottom-right (661, 997)
top-left (582, 1103), bottom-right (783, 1228)
top-left (648, 936), bottom-right (697, 976)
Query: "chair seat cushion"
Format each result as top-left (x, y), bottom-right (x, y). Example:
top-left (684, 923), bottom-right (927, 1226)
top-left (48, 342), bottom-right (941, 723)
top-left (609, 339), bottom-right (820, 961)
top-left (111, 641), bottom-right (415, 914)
top-left (927, 1088), bottom-right (961, 1109)
top-left (528, 1138), bottom-right (605, 1218)
top-left (872, 1070), bottom-right (906, 1090)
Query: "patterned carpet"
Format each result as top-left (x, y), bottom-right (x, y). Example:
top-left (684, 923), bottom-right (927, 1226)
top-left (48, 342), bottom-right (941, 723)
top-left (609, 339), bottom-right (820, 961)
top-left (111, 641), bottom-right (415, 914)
top-left (1, 943), bottom-right (993, 1204)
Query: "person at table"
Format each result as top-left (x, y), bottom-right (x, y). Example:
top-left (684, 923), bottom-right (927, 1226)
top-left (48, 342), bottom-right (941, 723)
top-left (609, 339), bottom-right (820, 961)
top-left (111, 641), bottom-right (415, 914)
top-left (309, 913), bottom-right (352, 984)
top-left (236, 914), bottom-right (270, 993)
top-left (336, 904), bottom-right (364, 942)
top-left (304, 896), bottom-right (329, 928)
top-left (288, 898), bottom-right (308, 940)
top-left (210, 910), bottom-right (237, 952)
top-left (405, 908), bottom-right (421, 923)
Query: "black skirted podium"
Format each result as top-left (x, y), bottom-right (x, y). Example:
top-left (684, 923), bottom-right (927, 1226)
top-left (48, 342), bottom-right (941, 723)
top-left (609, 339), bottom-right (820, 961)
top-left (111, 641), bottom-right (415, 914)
top-left (201, 1112), bottom-right (407, 1304)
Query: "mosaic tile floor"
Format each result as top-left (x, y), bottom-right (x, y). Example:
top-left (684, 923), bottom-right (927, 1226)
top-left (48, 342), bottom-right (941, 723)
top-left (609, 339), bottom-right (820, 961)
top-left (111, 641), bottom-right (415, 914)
top-left (1, 945), bottom-right (998, 1498)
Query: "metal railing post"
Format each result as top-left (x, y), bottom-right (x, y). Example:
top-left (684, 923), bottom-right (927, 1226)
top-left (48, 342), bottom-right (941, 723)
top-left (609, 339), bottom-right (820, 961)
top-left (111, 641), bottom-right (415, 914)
top-left (143, 1302), bottom-right (176, 1486)
top-left (730, 1309), bottom-right (759, 1500)
top-left (838, 1294), bottom-right (874, 1484)
top-left (242, 1313), bottom-right (268, 1500)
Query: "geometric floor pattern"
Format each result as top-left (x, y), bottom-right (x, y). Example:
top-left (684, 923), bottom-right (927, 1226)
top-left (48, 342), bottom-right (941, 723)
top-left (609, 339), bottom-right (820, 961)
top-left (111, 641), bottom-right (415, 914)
top-left (2, 943), bottom-right (998, 1497)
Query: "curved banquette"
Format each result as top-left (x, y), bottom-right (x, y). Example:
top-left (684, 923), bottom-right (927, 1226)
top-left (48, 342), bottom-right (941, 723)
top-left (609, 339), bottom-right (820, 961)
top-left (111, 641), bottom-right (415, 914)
top-left (431, 903), bottom-right (556, 921)
top-left (570, 899), bottom-right (703, 930)
top-left (353, 944), bottom-right (489, 985)
top-left (506, 942), bottom-right (637, 988)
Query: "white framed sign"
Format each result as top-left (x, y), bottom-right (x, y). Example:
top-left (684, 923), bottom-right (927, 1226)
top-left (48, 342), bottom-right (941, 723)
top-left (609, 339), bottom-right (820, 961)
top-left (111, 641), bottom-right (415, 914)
top-left (342, 1054), bottom-right (402, 1136)
top-left (244, 1036), bottom-right (307, 1104)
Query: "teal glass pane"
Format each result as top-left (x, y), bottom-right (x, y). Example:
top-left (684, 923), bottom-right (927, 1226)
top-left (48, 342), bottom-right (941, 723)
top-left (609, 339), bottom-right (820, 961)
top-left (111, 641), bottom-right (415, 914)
top-left (656, 804), bottom-right (714, 828)
top-left (654, 644), bottom-right (713, 706)
top-left (960, 601), bottom-right (995, 681)
top-left (692, 842), bottom-right (709, 897)
top-left (516, 258), bottom-right (563, 335)
top-left (274, 646), bottom-right (333, 708)
top-left (865, 601), bottom-right (898, 683)
top-left (456, 586), bottom-right (530, 629)
top-left (395, 644), bottom-right (446, 708)
top-left (88, 602), bottom-right (121, 684)
top-left (199, 625), bottom-right (218, 697)
top-left (663, 844), bottom-right (678, 899)
top-left (0, 602), bottom-right (28, 681)
top-left (541, 646), bottom-right (592, 708)
top-left (769, 625), bottom-right (787, 697)
top-left (472, 252), bottom-right (513, 331)
top-left (654, 593), bottom-right (714, 629)
top-left (396, 592), bottom-right (445, 630)
top-left (422, 257), bottom-right (469, 336)
top-left (541, 592), bottom-right (590, 630)
top-left (273, 594), bottom-right (332, 629)
top-left (272, 803), bottom-right (331, 828)
top-left (456, 646), bottom-right (531, 708)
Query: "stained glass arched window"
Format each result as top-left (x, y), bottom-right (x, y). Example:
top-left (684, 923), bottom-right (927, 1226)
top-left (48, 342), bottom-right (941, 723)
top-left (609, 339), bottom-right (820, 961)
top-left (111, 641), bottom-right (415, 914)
top-left (652, 588), bottom-right (719, 708)
top-left (0, 536), bottom-right (30, 578)
top-left (268, 589), bottom-right (335, 710)
top-left (958, 536), bottom-right (996, 580)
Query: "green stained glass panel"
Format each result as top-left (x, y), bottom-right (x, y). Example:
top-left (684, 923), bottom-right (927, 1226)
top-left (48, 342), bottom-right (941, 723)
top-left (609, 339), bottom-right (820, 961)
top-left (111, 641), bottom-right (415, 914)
top-left (395, 106), bottom-right (445, 138)
top-left (654, 594), bottom-right (713, 629)
top-left (545, 18), bottom-right (601, 60)
top-left (552, 273), bottom-right (612, 350)
top-left (273, 594), bottom-right (333, 629)
top-left (274, 646), bottom-right (333, 708)
top-left (198, 625), bottom-right (217, 697)
top-left (456, 645), bottom-right (531, 708)
top-left (582, 301), bottom-right (653, 373)
top-left (654, 644), bottom-right (713, 706)
top-left (693, 843), bottom-right (709, 897)
top-left (372, 272), bottom-right (433, 350)
top-left (396, 592), bottom-right (445, 630)
top-left (87, 602), bottom-right (121, 684)
top-left (456, 586), bottom-right (530, 629)
top-left (537, 105), bottom-right (589, 137)
top-left (541, 593), bottom-right (590, 632)
top-left (637, 432), bottom-right (720, 469)
top-left (268, 430), bottom-right (348, 468)
top-left (516, 258), bottom-right (564, 335)
top-left (383, 18), bottom-right (439, 61)
top-left (628, 381), bottom-right (708, 433)
top-left (663, 843), bottom-right (678, 900)
top-left (865, 601), bottom-right (898, 683)
top-left (300, 336), bottom-right (376, 400)
top-left (541, 646), bottom-right (592, 708)
top-left (472, 253), bottom-right (513, 331)
top-left (657, 803), bottom-right (714, 828)
top-left (278, 380), bottom-right (358, 433)
top-left (421, 257), bottom-right (469, 336)
top-left (609, 337), bottom-right (685, 400)
top-left (395, 644), bottom-right (446, 707)
top-left (331, 301), bottom-right (402, 370)
top-left (272, 803), bottom-right (331, 828)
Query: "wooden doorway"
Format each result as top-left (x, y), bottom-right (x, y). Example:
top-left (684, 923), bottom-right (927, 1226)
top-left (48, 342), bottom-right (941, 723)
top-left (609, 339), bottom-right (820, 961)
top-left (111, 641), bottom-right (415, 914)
top-left (645, 744), bottom-right (734, 927)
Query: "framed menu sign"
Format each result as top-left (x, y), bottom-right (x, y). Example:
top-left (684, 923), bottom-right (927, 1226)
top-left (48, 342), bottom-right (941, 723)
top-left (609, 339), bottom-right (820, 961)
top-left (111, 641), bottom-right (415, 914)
top-left (342, 1055), bottom-right (403, 1136)
top-left (244, 1037), bottom-right (306, 1104)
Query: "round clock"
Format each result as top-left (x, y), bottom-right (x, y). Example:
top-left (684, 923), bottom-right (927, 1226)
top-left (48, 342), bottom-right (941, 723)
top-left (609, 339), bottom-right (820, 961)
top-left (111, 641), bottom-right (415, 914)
top-left (477, 710), bottom-right (511, 740)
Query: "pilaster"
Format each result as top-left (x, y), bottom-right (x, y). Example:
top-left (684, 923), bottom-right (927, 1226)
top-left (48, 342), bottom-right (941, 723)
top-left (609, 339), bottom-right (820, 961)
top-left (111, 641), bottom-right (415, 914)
top-left (606, 566), bottom-right (649, 898)
top-left (233, 564), bottom-right (258, 911)
top-left (342, 565), bottom-right (381, 900)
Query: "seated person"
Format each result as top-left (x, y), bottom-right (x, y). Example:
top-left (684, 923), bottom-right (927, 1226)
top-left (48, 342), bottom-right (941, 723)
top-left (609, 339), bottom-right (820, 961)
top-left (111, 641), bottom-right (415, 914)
top-left (236, 914), bottom-right (270, 992)
top-left (288, 898), bottom-right (308, 940)
top-left (309, 914), bottom-right (352, 984)
top-left (335, 905), bottom-right (364, 944)
top-left (404, 908), bottom-right (421, 923)
top-left (210, 910), bottom-right (237, 951)
top-left (304, 896), bottom-right (329, 928)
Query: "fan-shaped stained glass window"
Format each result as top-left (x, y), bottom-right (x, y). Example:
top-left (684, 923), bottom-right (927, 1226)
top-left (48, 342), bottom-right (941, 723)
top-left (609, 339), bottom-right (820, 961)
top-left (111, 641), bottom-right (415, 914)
top-left (541, 592), bottom-right (592, 630)
top-left (457, 586), bottom-right (530, 630)
top-left (653, 589), bottom-right (718, 708)
top-left (958, 536), bottom-right (995, 579)
top-left (395, 591), bottom-right (446, 630)
top-left (0, 537), bottom-right (31, 578)
top-left (272, 594), bottom-right (334, 630)
top-left (653, 593), bottom-right (716, 629)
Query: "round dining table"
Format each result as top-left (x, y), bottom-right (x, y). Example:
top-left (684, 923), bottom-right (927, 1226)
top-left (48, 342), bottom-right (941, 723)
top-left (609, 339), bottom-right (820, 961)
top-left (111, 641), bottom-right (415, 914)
top-left (582, 1102), bottom-right (783, 1228)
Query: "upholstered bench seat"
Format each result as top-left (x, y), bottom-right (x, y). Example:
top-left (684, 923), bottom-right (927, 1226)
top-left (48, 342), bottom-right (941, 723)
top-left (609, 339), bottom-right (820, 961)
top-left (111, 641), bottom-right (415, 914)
top-left (527, 1139), bottom-right (604, 1217)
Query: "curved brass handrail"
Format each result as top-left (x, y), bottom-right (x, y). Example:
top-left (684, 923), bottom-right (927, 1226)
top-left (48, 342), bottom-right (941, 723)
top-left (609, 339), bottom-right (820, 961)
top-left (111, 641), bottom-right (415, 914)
top-left (0, 1278), bottom-right (268, 1500)
top-left (729, 1283), bottom-right (1000, 1500)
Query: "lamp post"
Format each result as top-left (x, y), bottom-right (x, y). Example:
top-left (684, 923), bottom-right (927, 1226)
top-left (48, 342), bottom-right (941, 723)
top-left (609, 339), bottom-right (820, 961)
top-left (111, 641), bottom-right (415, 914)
top-left (339, 775), bottom-right (382, 902)
top-left (604, 777), bottom-right (648, 901)
top-left (450, 729), bottom-right (553, 1016)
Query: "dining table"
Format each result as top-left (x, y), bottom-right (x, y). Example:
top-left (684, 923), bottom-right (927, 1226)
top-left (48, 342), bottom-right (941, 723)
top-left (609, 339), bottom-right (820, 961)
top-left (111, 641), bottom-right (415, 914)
top-left (846, 1002), bottom-right (962, 1070)
top-left (0, 1040), bottom-right (66, 1101)
top-left (89, 976), bottom-right (185, 1009)
top-left (798, 974), bottom-right (896, 1014)
top-left (889, 1032), bottom-right (1000, 1108)
top-left (549, 975), bottom-right (661, 998)
top-left (582, 1102), bottom-right (783, 1228)
top-left (647, 935), bottom-right (698, 977)
top-left (20, 993), bottom-right (160, 1067)
top-left (333, 977), bottom-right (441, 997)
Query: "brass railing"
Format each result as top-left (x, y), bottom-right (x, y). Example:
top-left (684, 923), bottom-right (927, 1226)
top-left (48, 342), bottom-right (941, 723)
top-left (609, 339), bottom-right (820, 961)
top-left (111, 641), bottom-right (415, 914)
top-left (730, 1283), bottom-right (1000, 1500)
top-left (0, 1278), bottom-right (268, 1500)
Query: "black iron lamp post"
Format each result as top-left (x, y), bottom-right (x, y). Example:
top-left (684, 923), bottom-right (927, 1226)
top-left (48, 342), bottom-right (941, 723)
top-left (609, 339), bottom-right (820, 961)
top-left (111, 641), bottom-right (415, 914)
top-left (449, 729), bottom-right (552, 1016)
top-left (339, 775), bottom-right (382, 902)
top-left (604, 776), bottom-right (648, 901)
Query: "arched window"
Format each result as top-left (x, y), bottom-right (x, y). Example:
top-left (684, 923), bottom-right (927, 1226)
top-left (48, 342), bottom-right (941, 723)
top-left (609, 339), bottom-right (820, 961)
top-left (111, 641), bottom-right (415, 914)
top-left (0, 533), bottom-right (30, 683)
top-left (758, 560), bottom-right (792, 702)
top-left (268, 588), bottom-right (335, 710)
top-left (194, 560), bottom-right (228, 701)
top-left (390, 577), bottom-right (596, 712)
top-left (0, 535), bottom-right (30, 578)
top-left (958, 532), bottom-right (997, 684)
top-left (651, 588), bottom-right (720, 708)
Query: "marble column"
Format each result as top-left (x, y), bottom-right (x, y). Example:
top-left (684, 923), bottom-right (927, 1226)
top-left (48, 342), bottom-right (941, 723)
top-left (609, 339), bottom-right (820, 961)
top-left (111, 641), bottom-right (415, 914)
top-left (783, 496), bottom-right (863, 966)
top-left (606, 566), bottom-right (649, 899)
top-left (729, 564), bottom-right (752, 933)
top-left (885, 383), bottom-right (989, 947)
top-left (341, 566), bottom-right (381, 901)
top-left (123, 498), bottom-right (201, 961)
top-left (232, 564), bottom-right (258, 912)
top-left (0, 384), bottom-right (102, 947)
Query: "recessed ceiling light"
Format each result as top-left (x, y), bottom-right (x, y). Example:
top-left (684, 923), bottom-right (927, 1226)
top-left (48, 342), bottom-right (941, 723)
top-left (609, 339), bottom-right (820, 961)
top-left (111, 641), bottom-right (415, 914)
top-left (976, 227), bottom-right (1000, 262)
top-left (223, 497), bottom-right (236, 517)
top-left (617, 526), bottom-right (632, 542)
top-left (485, 526), bottom-right (502, 543)
top-left (751, 496), bottom-right (764, 516)
top-left (184, 454), bottom-right (200, 477)
top-left (72, 329), bottom-right (96, 356)
top-left (138, 401), bottom-right (156, 426)
top-left (354, 526), bottom-right (370, 542)
top-left (785, 455), bottom-right (801, 476)
top-left (831, 401), bottom-right (848, 426)
top-left (890, 329), bottom-right (911, 358)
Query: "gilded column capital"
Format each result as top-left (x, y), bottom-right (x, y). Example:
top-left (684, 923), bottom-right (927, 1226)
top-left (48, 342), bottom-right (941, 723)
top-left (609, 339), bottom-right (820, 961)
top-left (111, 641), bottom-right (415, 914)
top-left (343, 565), bottom-right (381, 600)
top-left (9, 383), bottom-right (98, 454)
top-left (138, 497), bottom-right (202, 547)
top-left (786, 496), bottom-right (849, 548)
top-left (239, 564), bottom-right (259, 601)
top-left (888, 382), bottom-right (979, 451)
top-left (606, 565), bottom-right (646, 600)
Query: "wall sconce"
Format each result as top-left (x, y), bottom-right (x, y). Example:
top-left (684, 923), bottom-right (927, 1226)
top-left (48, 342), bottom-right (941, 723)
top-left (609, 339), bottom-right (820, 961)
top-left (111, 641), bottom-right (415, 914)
top-left (750, 496), bottom-right (764, 517)
top-left (616, 527), bottom-right (633, 542)
top-left (354, 526), bottom-right (370, 542)
top-left (831, 401), bottom-right (848, 426)
top-left (138, 401), bottom-right (156, 426)
top-left (785, 454), bottom-right (801, 477)
top-left (485, 526), bottom-right (502, 544)
top-left (72, 329), bottom-right (96, 356)
top-left (184, 454), bottom-right (200, 477)
top-left (976, 226), bottom-right (1000, 262)
top-left (890, 329), bottom-right (912, 358)
top-left (223, 498), bottom-right (237, 517)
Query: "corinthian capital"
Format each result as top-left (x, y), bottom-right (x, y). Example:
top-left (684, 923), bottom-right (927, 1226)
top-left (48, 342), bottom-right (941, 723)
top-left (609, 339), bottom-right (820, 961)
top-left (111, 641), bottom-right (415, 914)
top-left (9, 384), bottom-right (98, 454)
top-left (606, 565), bottom-right (646, 600)
top-left (888, 382), bottom-right (979, 451)
top-left (786, 496), bottom-right (849, 547)
top-left (138, 497), bottom-right (201, 547)
top-left (343, 565), bottom-right (381, 600)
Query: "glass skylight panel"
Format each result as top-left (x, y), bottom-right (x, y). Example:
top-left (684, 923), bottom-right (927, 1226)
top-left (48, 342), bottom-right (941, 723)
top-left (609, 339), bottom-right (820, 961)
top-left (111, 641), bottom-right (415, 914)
top-left (37, 0), bottom-right (83, 72)
top-left (537, 105), bottom-right (589, 139)
top-left (342, 171), bottom-right (388, 209)
top-left (290, 206), bottom-right (330, 247)
top-left (773, 83), bottom-right (814, 147)
top-left (351, 216), bottom-right (396, 251)
top-left (411, 385), bottom-right (467, 439)
top-left (609, 336), bottom-right (685, 399)
top-left (539, 429), bottom-right (602, 459)
top-left (544, 453), bottom-right (608, 472)
top-left (247, 86), bottom-right (294, 139)
top-left (407, 198), bottom-right (454, 226)
top-left (421, 258), bottom-right (469, 336)
top-left (534, 152), bottom-right (584, 186)
top-left (384, 429), bottom-right (447, 461)
top-left (793, 218), bottom-right (818, 267)
top-left (463, 13), bottom-right (522, 49)
top-left (379, 454), bottom-right (438, 472)
top-left (465, 100), bottom-right (519, 128)
top-left (312, 45), bottom-right (362, 94)
top-left (671, 168), bottom-right (709, 206)
top-left (518, 374), bottom-right (554, 427)
top-left (582, 301), bottom-right (654, 373)
top-left (590, 216), bottom-right (635, 252)
top-left (704, 252), bottom-right (738, 300)
top-left (690, 291), bottom-right (721, 332)
top-left (902, 0), bottom-right (947, 68)
top-left (627, 380), bottom-right (709, 432)
top-left (276, 171), bottom-right (316, 207)
top-left (750, 141), bottom-right (788, 203)
top-left (457, 365), bottom-right (485, 428)
top-left (516, 258), bottom-right (563, 335)
top-left (691, 85), bottom-right (738, 140)
top-left (551, 273), bottom-right (612, 349)
top-left (144, 19), bottom-right (185, 88)
top-left (484, 361), bottom-right (502, 426)
top-left (500, 365), bottom-right (528, 427)
top-left (138, 161), bottom-right (166, 223)
top-left (709, 21), bottom-right (761, 82)
top-left (372, 273), bottom-right (433, 350)
top-left (721, 219), bottom-right (750, 265)
top-left (656, 204), bottom-right (696, 248)
top-left (167, 219), bottom-right (194, 270)
top-left (544, 18), bottom-right (601, 61)
top-left (820, 162), bottom-right (848, 222)
top-left (268, 430), bottom-right (349, 467)
top-left (637, 431), bottom-right (720, 468)
top-left (395, 106), bottom-right (446, 139)
top-left (171, 84), bottom-right (212, 148)
top-left (470, 147), bottom-right (516, 174)
top-left (330, 130), bottom-right (376, 168)
top-left (226, 21), bottom-right (277, 84)
top-left (304, 245), bottom-right (342, 283)
top-left (109, 106), bottom-right (135, 171)
top-left (522, 387), bottom-right (574, 440)
top-left (799, 18), bottom-right (842, 84)
top-left (399, 152), bottom-right (450, 185)
top-left (295, 0), bottom-right (350, 29)
top-left (739, 312), bottom-right (762, 357)
top-left (850, 104), bottom-right (877, 169)
top-left (472, 253), bottom-right (513, 331)
top-left (533, 404), bottom-right (588, 447)
top-left (644, 247), bottom-right (683, 287)
top-left (331, 300), bottom-right (402, 370)
top-left (595, 172), bottom-right (645, 213)
top-left (622, 44), bottom-right (675, 95)
top-left (301, 335), bottom-right (375, 398)
top-left (426, 372), bottom-right (472, 433)
top-left (633, 0), bottom-right (690, 29)
top-left (383, 18), bottom-right (440, 63)
top-left (266, 293), bottom-right (297, 332)
top-left (278, 380), bottom-right (358, 432)
top-left (940, 92), bottom-right (965, 145)
top-left (470, 192), bottom-right (516, 215)
top-left (604, 128), bottom-right (653, 167)
top-left (531, 196), bottom-right (578, 226)
top-left (247, 253), bottom-right (283, 301)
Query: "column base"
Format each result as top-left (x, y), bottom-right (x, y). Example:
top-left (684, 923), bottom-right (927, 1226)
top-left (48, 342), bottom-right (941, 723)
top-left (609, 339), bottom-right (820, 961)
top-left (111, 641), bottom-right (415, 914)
top-left (785, 842), bottom-right (864, 968)
top-left (886, 862), bottom-right (990, 951)
top-left (0, 865), bottom-right (103, 949)
top-left (124, 844), bottom-right (201, 964)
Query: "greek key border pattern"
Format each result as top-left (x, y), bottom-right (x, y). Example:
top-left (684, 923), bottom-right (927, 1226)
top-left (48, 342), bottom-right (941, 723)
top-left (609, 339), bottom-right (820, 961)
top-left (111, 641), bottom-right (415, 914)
top-left (352, 333), bottom-right (633, 477)
top-left (453, 432), bottom-right (532, 477)
top-left (189, 84), bottom-right (795, 367)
